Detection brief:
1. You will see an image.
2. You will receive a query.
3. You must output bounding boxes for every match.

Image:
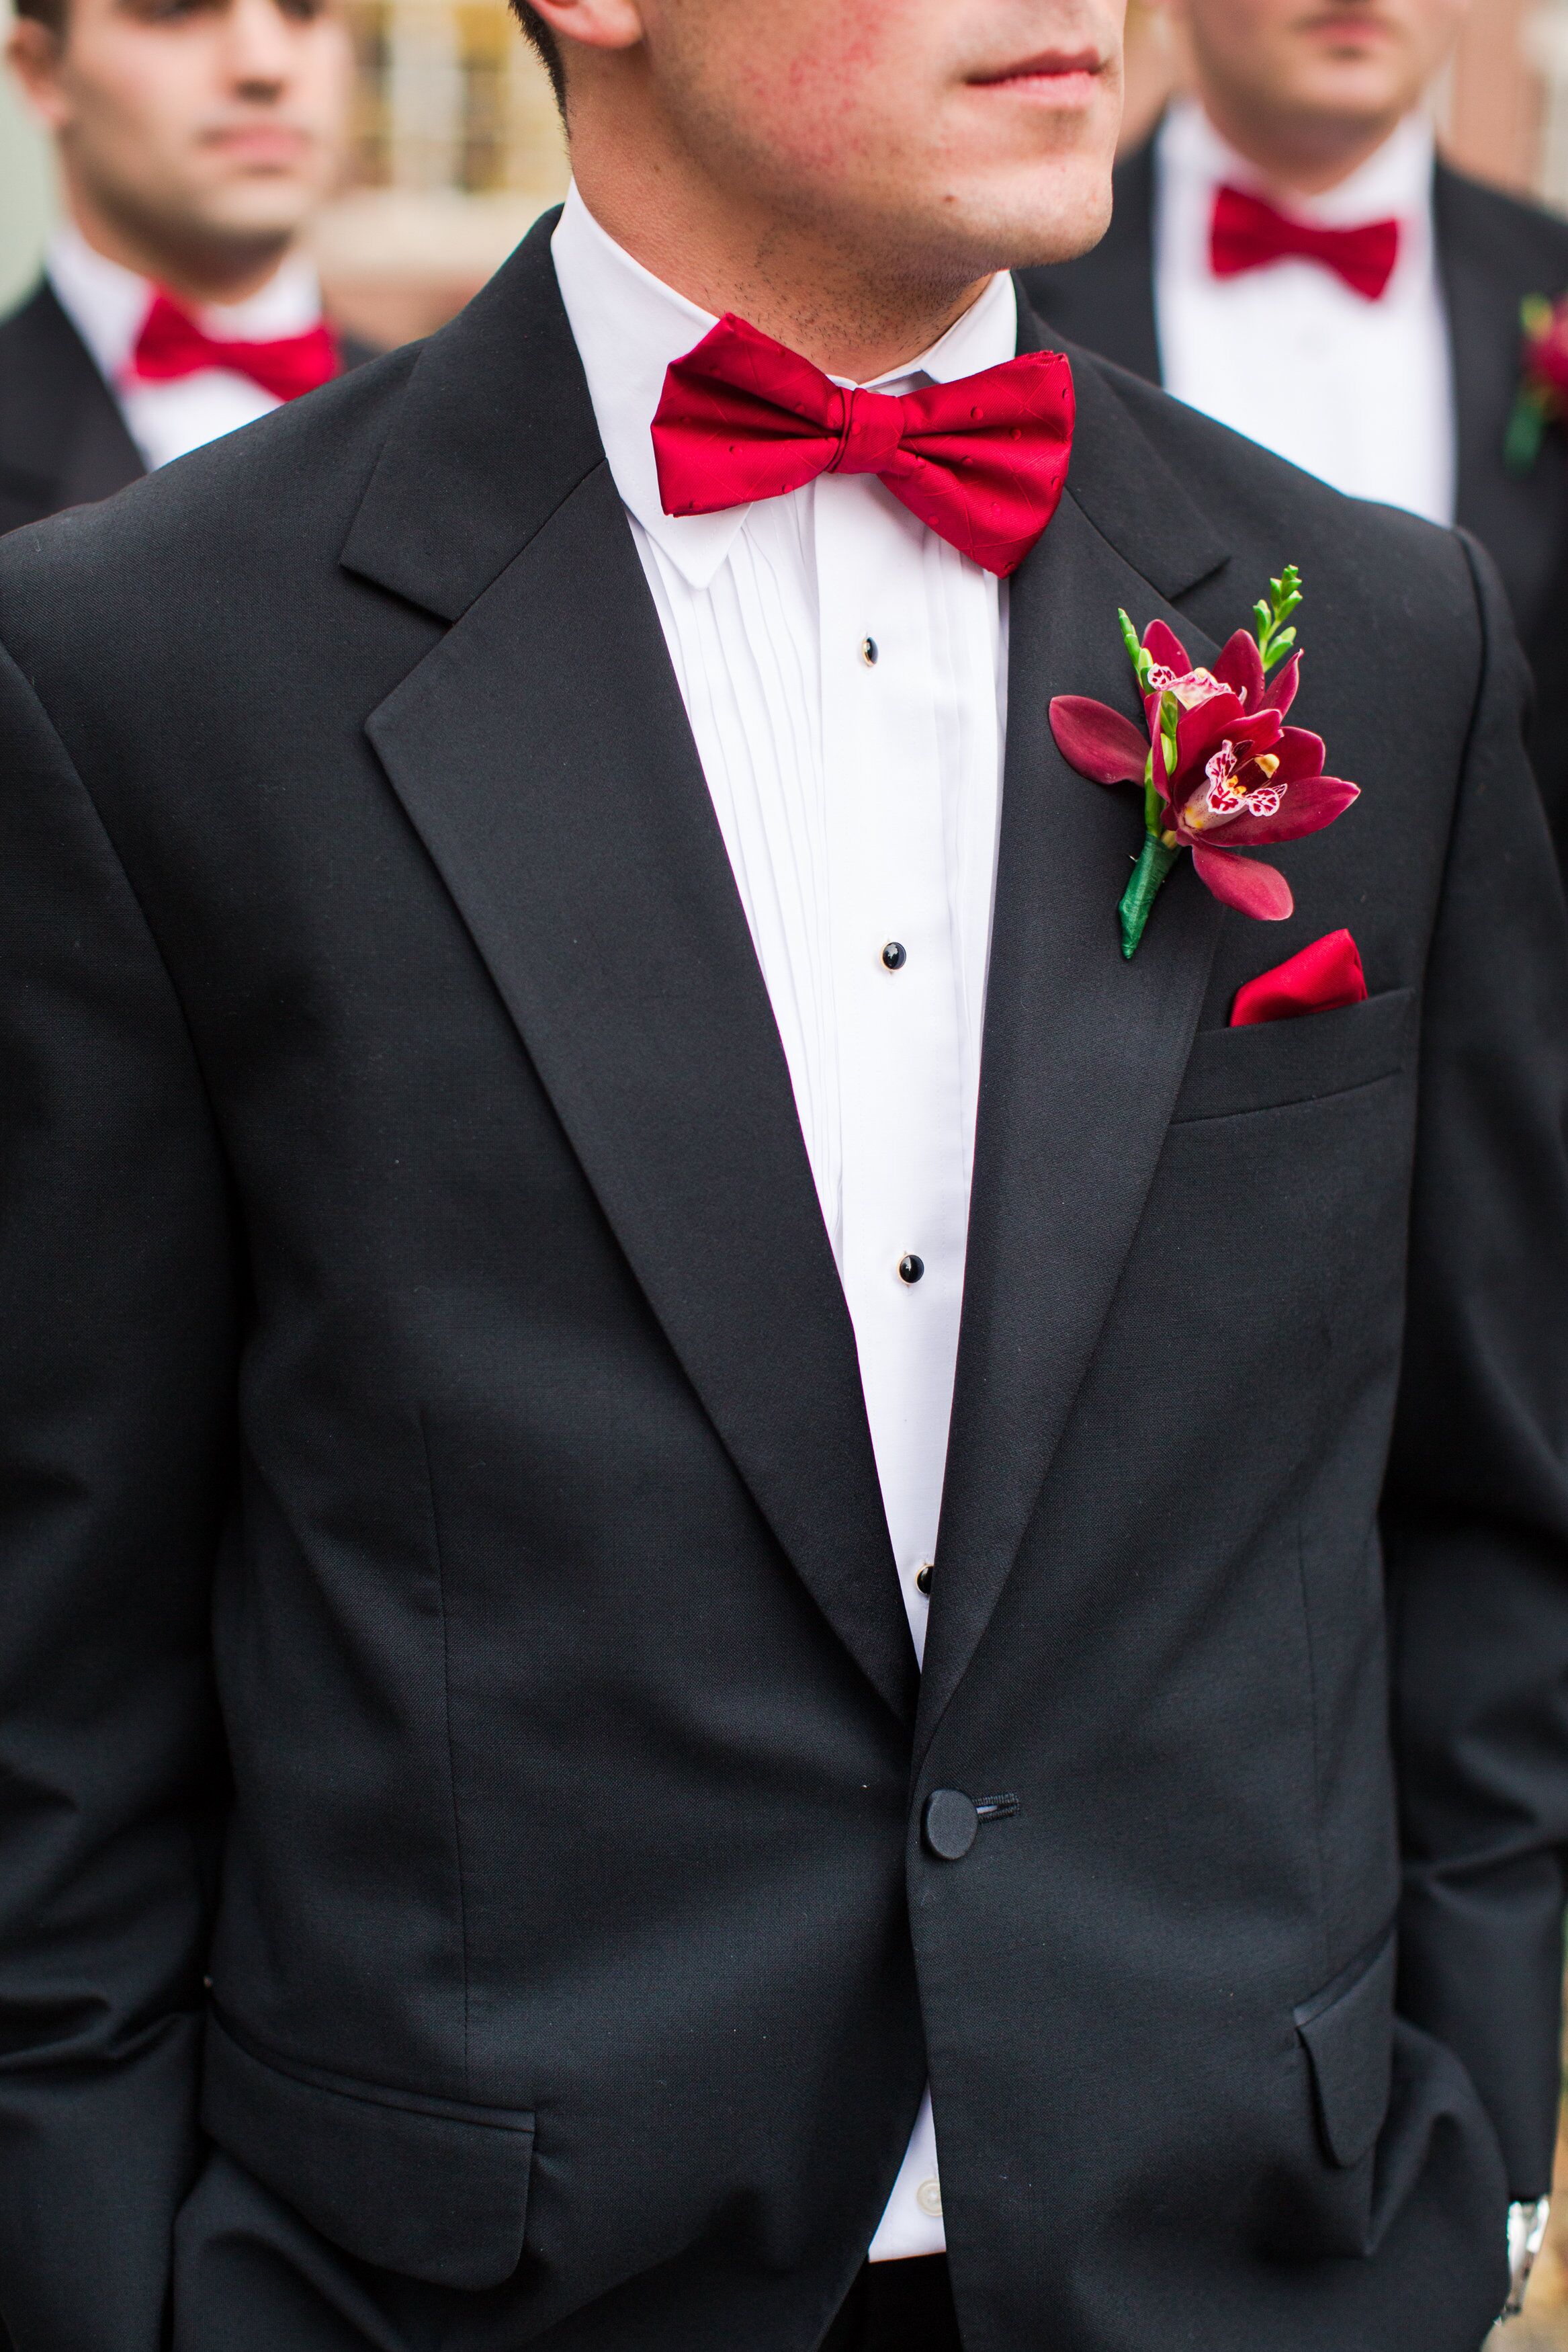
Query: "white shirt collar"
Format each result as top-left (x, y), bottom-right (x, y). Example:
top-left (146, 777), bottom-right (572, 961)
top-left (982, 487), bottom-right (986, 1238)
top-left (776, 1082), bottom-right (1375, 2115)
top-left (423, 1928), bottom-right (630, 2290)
top-left (46, 218), bottom-right (323, 388)
top-left (1159, 97), bottom-right (1436, 232)
top-left (550, 180), bottom-right (1019, 589)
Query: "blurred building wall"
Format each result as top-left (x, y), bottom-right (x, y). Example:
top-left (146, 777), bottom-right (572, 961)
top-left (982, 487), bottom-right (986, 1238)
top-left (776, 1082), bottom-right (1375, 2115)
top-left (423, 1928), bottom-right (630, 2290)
top-left (1447, 0), bottom-right (1542, 192)
top-left (0, 1), bottom-right (56, 311)
top-left (314, 0), bottom-right (566, 346)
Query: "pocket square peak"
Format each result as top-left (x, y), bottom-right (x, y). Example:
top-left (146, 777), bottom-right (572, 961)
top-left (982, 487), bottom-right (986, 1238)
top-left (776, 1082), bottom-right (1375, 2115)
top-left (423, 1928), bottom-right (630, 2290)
top-left (1230, 929), bottom-right (1368, 1027)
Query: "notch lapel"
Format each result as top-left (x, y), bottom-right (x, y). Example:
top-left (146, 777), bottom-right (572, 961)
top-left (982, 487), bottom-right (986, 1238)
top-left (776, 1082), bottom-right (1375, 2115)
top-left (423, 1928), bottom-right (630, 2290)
top-left (1436, 165), bottom-right (1553, 622)
top-left (917, 349), bottom-right (1231, 1751)
top-left (356, 280), bottom-right (914, 1724)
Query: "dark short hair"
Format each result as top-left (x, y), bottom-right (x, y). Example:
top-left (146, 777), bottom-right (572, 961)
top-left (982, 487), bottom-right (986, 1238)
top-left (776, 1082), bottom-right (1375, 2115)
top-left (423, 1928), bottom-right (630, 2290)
top-left (13, 0), bottom-right (67, 32)
top-left (510, 2), bottom-right (566, 110)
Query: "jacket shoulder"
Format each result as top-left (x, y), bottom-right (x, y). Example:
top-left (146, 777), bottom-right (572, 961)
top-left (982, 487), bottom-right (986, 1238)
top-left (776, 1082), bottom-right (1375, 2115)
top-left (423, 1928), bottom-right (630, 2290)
top-left (0, 280), bottom-right (62, 360)
top-left (0, 282), bottom-right (120, 531)
top-left (1436, 161), bottom-right (1568, 288)
top-left (0, 336), bottom-right (424, 638)
top-left (0, 281), bottom-right (95, 408)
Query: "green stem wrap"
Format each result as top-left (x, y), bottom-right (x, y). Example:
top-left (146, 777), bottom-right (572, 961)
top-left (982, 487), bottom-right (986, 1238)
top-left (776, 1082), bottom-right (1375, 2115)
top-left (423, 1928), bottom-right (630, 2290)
top-left (1504, 388), bottom-right (1548, 478)
top-left (1119, 834), bottom-right (1181, 960)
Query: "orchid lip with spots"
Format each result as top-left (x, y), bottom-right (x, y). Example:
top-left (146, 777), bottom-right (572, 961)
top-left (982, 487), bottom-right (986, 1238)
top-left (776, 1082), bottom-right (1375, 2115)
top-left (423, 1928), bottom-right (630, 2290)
top-left (1047, 566), bottom-right (1360, 958)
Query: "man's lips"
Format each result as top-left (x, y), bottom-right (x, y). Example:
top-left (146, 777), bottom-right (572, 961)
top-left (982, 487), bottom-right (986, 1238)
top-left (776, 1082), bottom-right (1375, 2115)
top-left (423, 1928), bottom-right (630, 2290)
top-left (202, 124), bottom-right (313, 166)
top-left (967, 50), bottom-right (1105, 98)
top-left (1296, 8), bottom-right (1398, 37)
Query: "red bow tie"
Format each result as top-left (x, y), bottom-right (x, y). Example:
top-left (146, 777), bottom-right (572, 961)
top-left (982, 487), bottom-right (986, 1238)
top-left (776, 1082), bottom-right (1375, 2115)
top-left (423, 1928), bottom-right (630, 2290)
top-left (130, 290), bottom-right (341, 403)
top-left (650, 312), bottom-right (1075, 578)
top-left (1210, 185), bottom-right (1401, 302)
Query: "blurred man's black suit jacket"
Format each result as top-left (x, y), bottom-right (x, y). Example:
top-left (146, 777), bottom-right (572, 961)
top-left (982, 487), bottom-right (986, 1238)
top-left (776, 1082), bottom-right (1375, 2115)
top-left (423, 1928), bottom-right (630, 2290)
top-left (1022, 146), bottom-right (1568, 870)
top-left (0, 277), bottom-right (376, 532)
top-left (0, 215), bottom-right (1566, 2352)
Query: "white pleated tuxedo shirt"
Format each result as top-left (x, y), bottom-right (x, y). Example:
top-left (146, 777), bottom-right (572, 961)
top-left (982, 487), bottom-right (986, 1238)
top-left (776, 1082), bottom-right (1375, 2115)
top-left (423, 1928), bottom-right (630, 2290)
top-left (552, 183), bottom-right (1016, 2262)
top-left (1154, 101), bottom-right (1456, 526)
top-left (46, 220), bottom-right (325, 475)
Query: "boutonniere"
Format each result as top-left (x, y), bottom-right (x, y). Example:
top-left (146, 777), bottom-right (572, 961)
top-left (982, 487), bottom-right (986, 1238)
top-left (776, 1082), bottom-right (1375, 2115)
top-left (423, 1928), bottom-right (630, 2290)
top-left (1049, 567), bottom-right (1360, 958)
top-left (1505, 293), bottom-right (1568, 476)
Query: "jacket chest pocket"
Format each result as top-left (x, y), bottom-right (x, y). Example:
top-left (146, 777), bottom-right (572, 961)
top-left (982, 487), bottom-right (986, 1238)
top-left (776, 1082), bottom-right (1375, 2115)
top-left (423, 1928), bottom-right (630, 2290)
top-left (1172, 987), bottom-right (1417, 1126)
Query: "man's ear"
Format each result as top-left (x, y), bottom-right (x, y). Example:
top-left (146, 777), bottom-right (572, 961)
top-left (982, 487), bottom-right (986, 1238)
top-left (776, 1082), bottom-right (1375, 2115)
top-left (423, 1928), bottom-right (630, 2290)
top-left (6, 17), bottom-right (73, 132)
top-left (526, 0), bottom-right (645, 57)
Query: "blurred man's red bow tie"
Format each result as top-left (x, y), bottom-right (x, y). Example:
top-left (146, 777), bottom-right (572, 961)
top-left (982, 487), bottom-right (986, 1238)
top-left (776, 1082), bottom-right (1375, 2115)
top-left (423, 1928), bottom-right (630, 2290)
top-left (650, 312), bottom-right (1076, 578)
top-left (130, 291), bottom-right (341, 402)
top-left (1210, 185), bottom-right (1401, 301)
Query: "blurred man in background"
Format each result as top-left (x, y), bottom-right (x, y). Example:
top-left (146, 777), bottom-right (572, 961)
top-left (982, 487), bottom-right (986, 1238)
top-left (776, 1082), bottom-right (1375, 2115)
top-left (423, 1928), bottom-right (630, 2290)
top-left (1023, 0), bottom-right (1568, 864)
top-left (0, 0), bottom-right (361, 530)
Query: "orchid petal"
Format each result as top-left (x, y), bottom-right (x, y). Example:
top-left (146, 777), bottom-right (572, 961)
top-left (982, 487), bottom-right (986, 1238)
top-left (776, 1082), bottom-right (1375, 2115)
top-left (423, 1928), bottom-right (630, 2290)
top-left (1268, 726), bottom-right (1327, 784)
top-left (1213, 629), bottom-right (1265, 709)
top-left (1172, 691), bottom-right (1267, 784)
top-left (1141, 619), bottom-right (1192, 675)
top-left (1190, 844), bottom-right (1295, 920)
top-left (1217, 777), bottom-right (1359, 847)
top-left (1049, 696), bottom-right (1149, 786)
top-left (1261, 650), bottom-right (1301, 716)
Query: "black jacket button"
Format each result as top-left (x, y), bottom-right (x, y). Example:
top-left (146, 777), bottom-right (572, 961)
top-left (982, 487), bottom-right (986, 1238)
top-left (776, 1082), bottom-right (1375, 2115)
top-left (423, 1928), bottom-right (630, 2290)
top-left (923, 1789), bottom-right (978, 1861)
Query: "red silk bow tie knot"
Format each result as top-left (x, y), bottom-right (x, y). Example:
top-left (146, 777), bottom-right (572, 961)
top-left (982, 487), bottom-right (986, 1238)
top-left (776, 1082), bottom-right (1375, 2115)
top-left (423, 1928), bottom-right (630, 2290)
top-left (1210, 185), bottom-right (1401, 302)
top-left (830, 384), bottom-right (907, 475)
top-left (651, 312), bottom-right (1075, 578)
top-left (130, 290), bottom-right (341, 403)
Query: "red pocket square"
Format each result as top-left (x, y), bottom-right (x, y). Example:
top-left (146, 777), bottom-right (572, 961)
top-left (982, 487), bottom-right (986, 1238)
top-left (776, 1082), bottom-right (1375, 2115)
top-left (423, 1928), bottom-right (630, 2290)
top-left (1230, 929), bottom-right (1368, 1027)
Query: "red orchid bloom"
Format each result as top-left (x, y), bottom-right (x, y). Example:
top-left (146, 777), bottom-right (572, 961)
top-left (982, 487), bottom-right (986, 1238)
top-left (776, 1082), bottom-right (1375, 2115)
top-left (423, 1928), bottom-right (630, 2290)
top-left (1049, 581), bottom-right (1360, 954)
top-left (1506, 293), bottom-right (1568, 476)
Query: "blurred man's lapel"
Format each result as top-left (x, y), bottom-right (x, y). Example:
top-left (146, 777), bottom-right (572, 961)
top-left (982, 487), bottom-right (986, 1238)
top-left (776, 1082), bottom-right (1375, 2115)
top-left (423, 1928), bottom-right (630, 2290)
top-left (0, 283), bottom-right (143, 529)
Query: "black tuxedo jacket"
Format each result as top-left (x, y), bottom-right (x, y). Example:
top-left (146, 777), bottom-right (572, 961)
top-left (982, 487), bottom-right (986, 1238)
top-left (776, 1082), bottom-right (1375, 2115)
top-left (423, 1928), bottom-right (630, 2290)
top-left (0, 215), bottom-right (1566, 2352)
top-left (0, 277), bottom-right (378, 532)
top-left (1020, 148), bottom-right (1568, 871)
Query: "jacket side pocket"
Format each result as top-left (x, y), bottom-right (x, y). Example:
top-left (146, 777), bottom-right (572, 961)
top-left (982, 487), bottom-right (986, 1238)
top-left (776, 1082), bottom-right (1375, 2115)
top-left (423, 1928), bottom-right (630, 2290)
top-left (1257, 1927), bottom-right (1397, 2259)
top-left (201, 2012), bottom-right (534, 2289)
top-left (1295, 1928), bottom-right (1397, 2171)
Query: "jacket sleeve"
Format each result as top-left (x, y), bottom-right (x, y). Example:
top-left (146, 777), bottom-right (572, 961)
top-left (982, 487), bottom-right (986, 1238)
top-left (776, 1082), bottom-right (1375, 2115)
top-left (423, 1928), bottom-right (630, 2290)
top-left (1383, 534), bottom-right (1568, 2201)
top-left (0, 642), bottom-right (237, 2349)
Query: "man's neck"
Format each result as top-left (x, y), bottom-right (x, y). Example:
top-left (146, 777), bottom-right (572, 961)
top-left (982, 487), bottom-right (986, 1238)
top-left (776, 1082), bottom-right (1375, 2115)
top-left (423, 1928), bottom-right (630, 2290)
top-left (567, 119), bottom-right (992, 384)
top-left (1192, 92), bottom-right (1411, 203)
top-left (61, 179), bottom-right (294, 309)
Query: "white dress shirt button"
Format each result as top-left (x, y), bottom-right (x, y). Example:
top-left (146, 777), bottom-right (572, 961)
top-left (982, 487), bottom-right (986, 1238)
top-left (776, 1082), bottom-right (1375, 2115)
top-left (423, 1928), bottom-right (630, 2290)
top-left (916, 2177), bottom-right (943, 2218)
top-left (861, 636), bottom-right (879, 666)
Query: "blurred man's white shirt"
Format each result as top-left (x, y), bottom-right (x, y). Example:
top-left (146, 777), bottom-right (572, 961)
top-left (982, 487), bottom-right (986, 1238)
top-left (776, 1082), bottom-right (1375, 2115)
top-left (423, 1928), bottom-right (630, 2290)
top-left (1153, 98), bottom-right (1456, 524)
top-left (47, 218), bottom-right (324, 472)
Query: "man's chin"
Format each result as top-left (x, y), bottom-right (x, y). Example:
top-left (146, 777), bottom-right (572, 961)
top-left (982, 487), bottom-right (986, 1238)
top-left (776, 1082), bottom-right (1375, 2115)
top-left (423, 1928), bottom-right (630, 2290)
top-left (1280, 65), bottom-right (1415, 130)
top-left (922, 180), bottom-right (1116, 278)
top-left (178, 189), bottom-right (322, 251)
